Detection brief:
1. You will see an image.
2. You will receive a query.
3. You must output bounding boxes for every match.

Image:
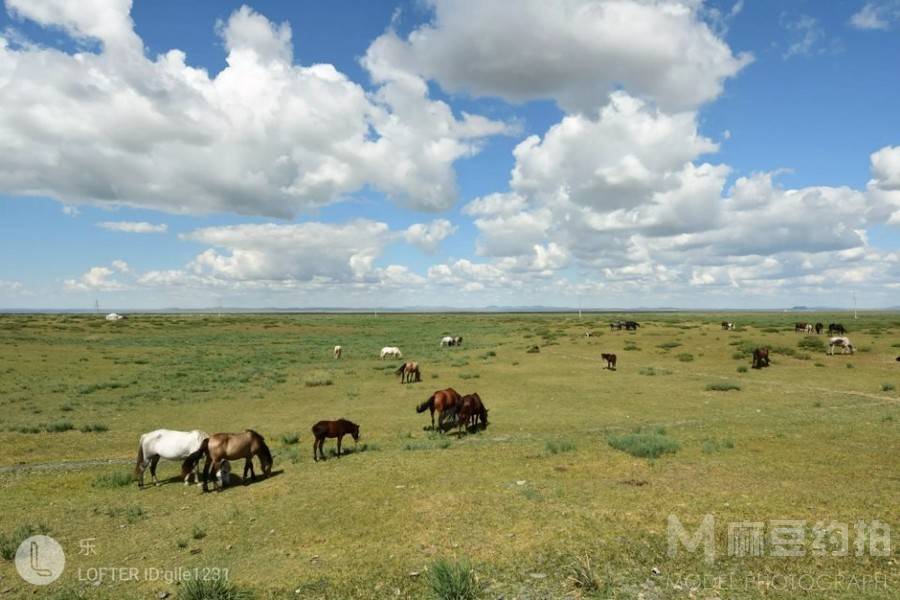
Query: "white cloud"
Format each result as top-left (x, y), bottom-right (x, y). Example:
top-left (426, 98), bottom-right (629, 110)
top-left (850, 2), bottom-right (900, 30)
top-left (0, 280), bottom-right (24, 293)
top-left (64, 263), bottom-right (129, 291)
top-left (367, 0), bottom-right (752, 113)
top-left (866, 145), bottom-right (900, 224)
top-left (0, 3), bottom-right (510, 216)
top-left (782, 14), bottom-right (827, 59)
top-left (98, 221), bottom-right (168, 233)
top-left (404, 219), bottom-right (457, 253)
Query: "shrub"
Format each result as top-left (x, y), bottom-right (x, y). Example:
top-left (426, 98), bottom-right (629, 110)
top-left (177, 578), bottom-right (250, 600)
top-left (526, 345), bottom-right (540, 353)
top-left (191, 525), bottom-right (206, 540)
top-left (639, 366), bottom-right (671, 376)
top-left (608, 432), bottom-right (680, 458)
top-left (428, 558), bottom-right (480, 600)
top-left (44, 421), bottom-right (74, 432)
top-left (882, 383), bottom-right (895, 392)
top-left (546, 440), bottom-right (576, 454)
top-left (567, 553), bottom-right (604, 593)
top-left (459, 373), bottom-right (480, 380)
top-left (92, 471), bottom-right (133, 488)
top-left (676, 353), bottom-right (694, 362)
top-left (80, 423), bottom-right (108, 433)
top-left (280, 432), bottom-right (300, 445)
top-left (706, 382), bottom-right (741, 392)
top-left (736, 366), bottom-right (748, 373)
top-left (303, 370), bottom-right (333, 387)
top-left (0, 524), bottom-right (46, 560)
top-left (702, 438), bottom-right (735, 454)
top-left (657, 341), bottom-right (682, 350)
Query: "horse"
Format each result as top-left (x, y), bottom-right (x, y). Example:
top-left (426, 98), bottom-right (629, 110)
top-left (795, 322), bottom-right (811, 334)
top-left (189, 430), bottom-right (273, 492)
top-left (395, 361), bottom-right (421, 384)
top-left (814, 323), bottom-right (824, 335)
top-left (457, 393), bottom-right (488, 434)
top-left (440, 336), bottom-right (454, 347)
top-left (216, 460), bottom-right (231, 488)
top-left (721, 321), bottom-right (735, 331)
top-left (601, 353), bottom-right (617, 370)
top-left (380, 346), bottom-right (402, 360)
top-left (609, 321), bottom-right (624, 330)
top-left (624, 320), bottom-right (640, 330)
top-left (134, 429), bottom-right (208, 488)
top-left (416, 388), bottom-right (462, 432)
top-left (311, 419), bottom-right (359, 461)
top-left (828, 336), bottom-right (854, 355)
top-left (333, 345), bottom-right (342, 359)
top-left (752, 348), bottom-right (770, 369)
top-left (828, 323), bottom-right (846, 335)
top-left (454, 336), bottom-right (463, 346)
top-left (584, 331), bottom-right (593, 338)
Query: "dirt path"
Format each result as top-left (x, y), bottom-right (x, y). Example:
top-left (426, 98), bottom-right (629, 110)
top-left (0, 457), bottom-right (130, 473)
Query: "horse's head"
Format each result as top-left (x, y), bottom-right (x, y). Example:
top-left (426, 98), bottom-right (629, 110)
top-left (351, 424), bottom-right (360, 443)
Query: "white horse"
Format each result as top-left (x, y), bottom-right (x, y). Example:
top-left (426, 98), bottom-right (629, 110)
top-left (333, 345), bottom-right (342, 359)
top-left (440, 336), bottom-right (454, 347)
top-left (380, 346), bottom-right (402, 360)
top-left (135, 429), bottom-right (208, 487)
top-left (216, 460), bottom-right (232, 487)
top-left (828, 336), bottom-right (854, 355)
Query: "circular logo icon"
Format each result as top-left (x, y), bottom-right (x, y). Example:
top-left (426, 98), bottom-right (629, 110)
top-left (15, 535), bottom-right (65, 585)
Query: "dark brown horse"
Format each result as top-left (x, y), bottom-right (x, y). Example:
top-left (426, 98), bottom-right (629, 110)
top-left (601, 353), bottom-right (617, 370)
top-left (752, 347), bottom-right (770, 369)
top-left (814, 322), bottom-right (824, 335)
top-left (416, 388), bottom-right (462, 432)
top-left (188, 430), bottom-right (272, 492)
top-left (395, 361), bottom-right (421, 384)
top-left (457, 393), bottom-right (488, 434)
top-left (311, 419), bottom-right (359, 461)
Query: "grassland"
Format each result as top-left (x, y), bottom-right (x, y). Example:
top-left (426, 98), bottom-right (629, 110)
top-left (0, 312), bottom-right (897, 599)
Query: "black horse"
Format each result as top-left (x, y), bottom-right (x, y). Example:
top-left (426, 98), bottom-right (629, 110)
top-left (828, 323), bottom-right (846, 335)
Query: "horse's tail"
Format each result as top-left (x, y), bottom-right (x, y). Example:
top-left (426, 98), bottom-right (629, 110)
top-left (134, 436), bottom-right (145, 477)
top-left (183, 437), bottom-right (209, 481)
top-left (416, 395), bottom-right (434, 413)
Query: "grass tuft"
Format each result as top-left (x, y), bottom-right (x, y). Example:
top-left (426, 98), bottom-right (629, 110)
top-left (79, 423), bottom-right (108, 433)
top-left (676, 353), bottom-right (694, 362)
top-left (705, 382), bottom-right (741, 392)
top-left (177, 578), bottom-right (250, 600)
top-left (0, 524), bottom-right (47, 560)
top-left (608, 432), bottom-right (680, 459)
top-left (545, 440), bottom-right (576, 454)
top-left (280, 432), bottom-right (300, 445)
top-left (92, 471), bottom-right (133, 488)
top-left (428, 558), bottom-right (479, 600)
top-left (44, 421), bottom-right (74, 432)
top-left (303, 370), bottom-right (333, 387)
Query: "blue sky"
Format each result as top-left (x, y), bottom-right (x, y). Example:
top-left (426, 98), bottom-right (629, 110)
top-left (1, 0), bottom-right (899, 309)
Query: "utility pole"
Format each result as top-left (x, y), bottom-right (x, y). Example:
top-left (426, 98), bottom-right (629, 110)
top-left (94, 299), bottom-right (100, 314)
top-left (853, 291), bottom-right (858, 320)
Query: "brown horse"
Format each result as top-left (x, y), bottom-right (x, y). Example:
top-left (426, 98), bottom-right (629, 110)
top-left (416, 388), bottom-right (462, 432)
top-left (752, 347), bottom-right (770, 369)
top-left (457, 393), bottom-right (488, 434)
top-left (189, 430), bottom-right (272, 492)
top-left (312, 419), bottom-right (359, 461)
top-left (395, 361), bottom-right (421, 384)
top-left (601, 353), bottom-right (617, 370)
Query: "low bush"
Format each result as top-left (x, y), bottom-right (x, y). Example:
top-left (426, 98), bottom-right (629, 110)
top-left (608, 431), bottom-right (680, 458)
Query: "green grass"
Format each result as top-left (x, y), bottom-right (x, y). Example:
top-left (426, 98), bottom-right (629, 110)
top-left (91, 471), bottom-right (133, 488)
top-left (427, 558), bottom-right (480, 600)
top-left (280, 432), bottom-right (300, 445)
top-left (44, 420), bottom-right (74, 432)
top-left (0, 523), bottom-right (46, 560)
top-left (177, 578), bottom-right (250, 600)
top-left (303, 370), bottom-right (333, 387)
top-left (607, 431), bottom-right (681, 458)
top-left (882, 383), bottom-right (895, 392)
top-left (79, 423), bottom-right (108, 433)
top-left (705, 381), bottom-right (742, 392)
top-left (545, 439), bottom-right (576, 454)
top-left (676, 352), bottom-right (694, 362)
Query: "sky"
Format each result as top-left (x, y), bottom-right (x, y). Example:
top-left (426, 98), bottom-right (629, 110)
top-left (1, 0), bottom-right (899, 310)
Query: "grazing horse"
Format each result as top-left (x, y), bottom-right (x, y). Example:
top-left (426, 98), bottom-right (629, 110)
top-left (601, 353), bottom-right (617, 370)
top-left (828, 336), bottom-right (854, 355)
top-left (584, 331), bottom-right (593, 338)
top-left (395, 361), bottom-right (421, 384)
top-left (311, 419), bottom-right (359, 461)
top-left (624, 320), bottom-right (640, 330)
top-left (135, 429), bottom-right (208, 488)
top-left (795, 322), bottom-right (812, 334)
top-left (416, 388), bottom-right (462, 432)
top-left (440, 336), bottom-right (454, 347)
top-left (190, 430), bottom-right (272, 492)
top-left (828, 323), bottom-right (846, 335)
top-left (814, 322), bottom-right (824, 335)
top-left (380, 346), bottom-right (402, 360)
top-left (752, 348), bottom-right (770, 369)
top-left (610, 321), bottom-right (624, 330)
top-left (721, 321), bottom-right (735, 331)
top-left (454, 336), bottom-right (463, 346)
top-left (216, 460), bottom-right (231, 487)
top-left (457, 393), bottom-right (488, 433)
top-left (333, 345), bottom-right (342, 359)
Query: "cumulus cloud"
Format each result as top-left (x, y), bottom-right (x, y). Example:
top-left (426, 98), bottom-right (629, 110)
top-left (0, 2), bottom-right (510, 216)
top-left (866, 146), bottom-right (900, 224)
top-left (64, 262), bottom-right (130, 291)
top-left (366, 0), bottom-right (752, 113)
top-left (404, 219), bottom-right (457, 253)
top-left (98, 221), bottom-right (168, 233)
top-left (850, 2), bottom-right (900, 30)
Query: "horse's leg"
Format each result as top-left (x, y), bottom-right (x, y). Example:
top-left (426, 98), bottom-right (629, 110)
top-left (149, 455), bottom-right (161, 486)
top-left (201, 455), bottom-right (212, 492)
top-left (245, 457), bottom-right (255, 482)
top-left (430, 408), bottom-right (435, 430)
top-left (337, 435), bottom-right (343, 457)
top-left (313, 437), bottom-right (319, 462)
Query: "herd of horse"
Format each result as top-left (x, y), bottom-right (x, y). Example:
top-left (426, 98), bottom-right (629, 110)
top-left (792, 321), bottom-right (847, 335)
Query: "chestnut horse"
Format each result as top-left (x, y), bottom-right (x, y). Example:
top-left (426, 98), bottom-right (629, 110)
top-left (312, 419), bottom-right (359, 461)
top-left (416, 388), bottom-right (462, 432)
top-left (189, 430), bottom-right (272, 492)
top-left (395, 361), bottom-right (421, 384)
top-left (601, 353), bottom-right (617, 370)
top-left (457, 393), bottom-right (488, 434)
top-left (752, 347), bottom-right (770, 369)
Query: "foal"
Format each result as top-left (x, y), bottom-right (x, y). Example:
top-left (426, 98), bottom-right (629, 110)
top-left (601, 353), bottom-right (617, 370)
top-left (311, 419), bottom-right (360, 461)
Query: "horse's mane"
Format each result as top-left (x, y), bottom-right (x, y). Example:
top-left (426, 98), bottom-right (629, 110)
top-left (245, 429), bottom-right (265, 440)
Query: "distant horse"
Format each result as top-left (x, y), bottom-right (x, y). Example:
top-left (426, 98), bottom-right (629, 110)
top-left (454, 336), bottom-right (463, 346)
top-left (795, 322), bottom-right (812, 334)
top-left (752, 348), bottom-right (770, 369)
top-left (828, 336), bottom-right (854, 355)
top-left (380, 346), bottom-right (402, 360)
top-left (814, 323), bottom-right (824, 335)
top-left (189, 430), bottom-right (272, 492)
top-left (601, 353), bottom-right (617, 370)
top-left (610, 321), bottom-right (624, 330)
top-left (395, 361), bottom-right (421, 384)
top-left (828, 323), bottom-right (846, 335)
top-left (624, 321), bottom-right (640, 331)
top-left (457, 393), bottom-right (488, 433)
top-left (333, 345), bottom-right (342, 359)
top-left (311, 419), bottom-right (359, 461)
top-left (440, 336), bottom-right (454, 347)
top-left (135, 429), bottom-right (208, 488)
top-left (584, 331), bottom-right (593, 338)
top-left (721, 322), bottom-right (735, 331)
top-left (416, 388), bottom-right (462, 432)
top-left (896, 356), bottom-right (900, 362)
